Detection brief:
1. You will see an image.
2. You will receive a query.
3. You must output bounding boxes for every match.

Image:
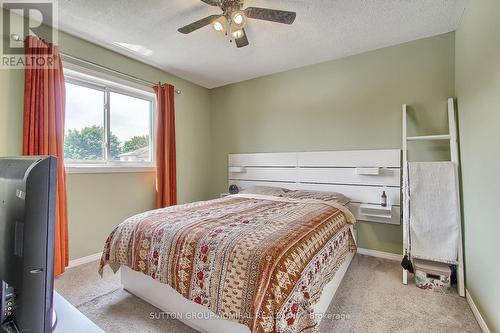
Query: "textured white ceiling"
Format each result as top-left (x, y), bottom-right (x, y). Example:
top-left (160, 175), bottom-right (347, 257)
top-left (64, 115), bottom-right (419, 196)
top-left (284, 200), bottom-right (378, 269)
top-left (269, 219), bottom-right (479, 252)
top-left (55, 0), bottom-right (465, 88)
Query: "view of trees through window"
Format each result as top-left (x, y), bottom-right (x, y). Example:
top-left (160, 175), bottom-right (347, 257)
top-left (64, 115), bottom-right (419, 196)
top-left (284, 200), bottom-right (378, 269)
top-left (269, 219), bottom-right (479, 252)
top-left (64, 126), bottom-right (149, 160)
top-left (64, 80), bottom-right (153, 163)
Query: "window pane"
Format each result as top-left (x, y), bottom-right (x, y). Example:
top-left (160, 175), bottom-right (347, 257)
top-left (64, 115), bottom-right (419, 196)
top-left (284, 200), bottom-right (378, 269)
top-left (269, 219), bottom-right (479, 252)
top-left (109, 92), bottom-right (152, 162)
top-left (64, 82), bottom-right (105, 161)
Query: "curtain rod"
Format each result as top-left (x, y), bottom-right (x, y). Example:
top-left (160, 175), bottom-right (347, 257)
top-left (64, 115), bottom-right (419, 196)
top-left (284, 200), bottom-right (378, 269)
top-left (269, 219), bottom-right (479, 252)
top-left (10, 33), bottom-right (181, 94)
top-left (60, 52), bottom-right (182, 95)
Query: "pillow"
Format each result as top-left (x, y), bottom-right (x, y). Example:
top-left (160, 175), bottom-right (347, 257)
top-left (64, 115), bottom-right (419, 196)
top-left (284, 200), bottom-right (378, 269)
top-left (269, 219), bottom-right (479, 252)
top-left (239, 186), bottom-right (290, 197)
top-left (282, 190), bottom-right (350, 205)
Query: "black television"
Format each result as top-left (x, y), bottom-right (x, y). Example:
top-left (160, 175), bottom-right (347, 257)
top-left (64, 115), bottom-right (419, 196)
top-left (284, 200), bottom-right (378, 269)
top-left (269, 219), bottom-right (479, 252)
top-left (0, 156), bottom-right (57, 333)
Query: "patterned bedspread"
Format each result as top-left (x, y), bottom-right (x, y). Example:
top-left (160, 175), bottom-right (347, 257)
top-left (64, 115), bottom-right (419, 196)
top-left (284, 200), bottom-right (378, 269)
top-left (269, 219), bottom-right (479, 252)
top-left (99, 194), bottom-right (357, 333)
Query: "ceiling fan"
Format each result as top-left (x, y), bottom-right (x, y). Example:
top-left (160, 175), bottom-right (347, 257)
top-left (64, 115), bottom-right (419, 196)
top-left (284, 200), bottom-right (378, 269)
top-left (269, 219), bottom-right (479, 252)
top-left (178, 0), bottom-right (296, 48)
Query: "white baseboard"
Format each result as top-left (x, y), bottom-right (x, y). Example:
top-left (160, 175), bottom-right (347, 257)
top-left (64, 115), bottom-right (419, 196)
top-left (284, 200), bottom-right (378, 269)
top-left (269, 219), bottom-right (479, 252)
top-left (68, 252), bottom-right (102, 269)
top-left (466, 290), bottom-right (491, 333)
top-left (357, 248), bottom-right (402, 261)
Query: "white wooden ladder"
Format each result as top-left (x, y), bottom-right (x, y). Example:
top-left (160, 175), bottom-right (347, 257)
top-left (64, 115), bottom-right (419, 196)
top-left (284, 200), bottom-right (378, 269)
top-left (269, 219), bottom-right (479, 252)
top-left (402, 98), bottom-right (465, 297)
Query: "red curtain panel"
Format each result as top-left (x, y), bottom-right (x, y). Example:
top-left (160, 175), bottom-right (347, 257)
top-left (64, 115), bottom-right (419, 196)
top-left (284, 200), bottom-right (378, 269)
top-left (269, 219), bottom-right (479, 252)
top-left (153, 83), bottom-right (177, 208)
top-left (23, 35), bottom-right (68, 276)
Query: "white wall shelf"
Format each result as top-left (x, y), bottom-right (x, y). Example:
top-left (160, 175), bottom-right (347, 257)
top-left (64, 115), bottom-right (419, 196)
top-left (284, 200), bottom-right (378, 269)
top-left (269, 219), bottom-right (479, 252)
top-left (350, 203), bottom-right (399, 225)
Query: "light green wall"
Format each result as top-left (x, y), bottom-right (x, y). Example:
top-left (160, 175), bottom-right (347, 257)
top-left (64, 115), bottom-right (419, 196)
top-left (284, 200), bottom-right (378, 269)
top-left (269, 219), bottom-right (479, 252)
top-left (0, 11), bottom-right (212, 259)
top-left (66, 173), bottom-right (156, 260)
top-left (0, 10), bottom-right (458, 261)
top-left (455, 1), bottom-right (500, 331)
top-left (210, 33), bottom-right (455, 254)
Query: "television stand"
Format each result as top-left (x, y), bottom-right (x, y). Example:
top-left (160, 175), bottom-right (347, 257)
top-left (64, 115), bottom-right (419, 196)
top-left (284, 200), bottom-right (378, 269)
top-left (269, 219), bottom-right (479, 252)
top-left (53, 292), bottom-right (103, 333)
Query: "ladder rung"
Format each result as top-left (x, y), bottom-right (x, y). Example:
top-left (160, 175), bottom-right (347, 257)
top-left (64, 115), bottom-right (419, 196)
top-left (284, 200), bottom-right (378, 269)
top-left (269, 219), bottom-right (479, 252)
top-left (407, 134), bottom-right (451, 141)
top-left (412, 255), bottom-right (458, 266)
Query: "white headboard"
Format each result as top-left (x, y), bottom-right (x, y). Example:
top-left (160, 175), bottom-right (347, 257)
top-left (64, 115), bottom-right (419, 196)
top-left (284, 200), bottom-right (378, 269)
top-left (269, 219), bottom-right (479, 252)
top-left (228, 149), bottom-right (401, 225)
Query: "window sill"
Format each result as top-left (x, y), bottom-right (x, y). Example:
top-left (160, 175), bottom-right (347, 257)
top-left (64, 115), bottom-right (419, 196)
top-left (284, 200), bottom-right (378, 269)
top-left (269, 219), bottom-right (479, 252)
top-left (65, 165), bottom-right (156, 174)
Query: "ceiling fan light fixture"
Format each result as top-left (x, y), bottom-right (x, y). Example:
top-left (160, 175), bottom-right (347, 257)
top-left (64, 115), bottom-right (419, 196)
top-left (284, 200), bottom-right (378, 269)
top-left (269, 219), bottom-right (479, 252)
top-left (177, 0), bottom-right (297, 49)
top-left (231, 29), bottom-right (244, 39)
top-left (213, 16), bottom-right (228, 33)
top-left (231, 10), bottom-right (247, 29)
top-left (213, 21), bottom-right (224, 32)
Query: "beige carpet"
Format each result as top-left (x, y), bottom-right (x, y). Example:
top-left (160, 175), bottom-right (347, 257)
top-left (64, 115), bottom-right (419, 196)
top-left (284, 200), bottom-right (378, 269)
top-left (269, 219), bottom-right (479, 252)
top-left (55, 254), bottom-right (481, 333)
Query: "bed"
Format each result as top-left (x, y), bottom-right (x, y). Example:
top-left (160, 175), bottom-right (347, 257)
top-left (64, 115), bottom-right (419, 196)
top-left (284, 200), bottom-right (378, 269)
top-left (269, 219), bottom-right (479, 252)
top-left (99, 191), bottom-right (356, 333)
top-left (99, 149), bottom-right (401, 333)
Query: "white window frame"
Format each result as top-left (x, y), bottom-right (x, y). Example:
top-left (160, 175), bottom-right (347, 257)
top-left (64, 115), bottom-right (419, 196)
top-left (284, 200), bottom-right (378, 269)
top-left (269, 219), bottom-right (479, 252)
top-left (63, 64), bottom-right (157, 174)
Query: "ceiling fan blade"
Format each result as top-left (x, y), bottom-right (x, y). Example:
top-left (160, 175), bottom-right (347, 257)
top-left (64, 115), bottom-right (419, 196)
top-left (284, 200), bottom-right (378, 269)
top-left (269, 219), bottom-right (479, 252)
top-left (244, 7), bottom-right (296, 24)
top-left (178, 15), bottom-right (221, 34)
top-left (200, 0), bottom-right (220, 6)
top-left (235, 29), bottom-right (249, 48)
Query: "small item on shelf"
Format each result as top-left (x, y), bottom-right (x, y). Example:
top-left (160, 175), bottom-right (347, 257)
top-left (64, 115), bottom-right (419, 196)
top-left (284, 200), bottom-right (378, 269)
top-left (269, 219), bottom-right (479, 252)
top-left (228, 184), bottom-right (239, 194)
top-left (414, 259), bottom-right (452, 294)
top-left (381, 190), bottom-right (387, 207)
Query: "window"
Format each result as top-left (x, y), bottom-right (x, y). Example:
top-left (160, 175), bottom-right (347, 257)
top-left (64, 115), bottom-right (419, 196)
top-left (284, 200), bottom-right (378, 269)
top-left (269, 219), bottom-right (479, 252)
top-left (64, 82), bottom-right (106, 162)
top-left (64, 68), bottom-right (155, 172)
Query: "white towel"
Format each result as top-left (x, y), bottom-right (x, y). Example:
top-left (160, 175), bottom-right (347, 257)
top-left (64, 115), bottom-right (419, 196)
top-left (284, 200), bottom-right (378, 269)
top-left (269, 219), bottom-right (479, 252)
top-left (408, 162), bottom-right (459, 263)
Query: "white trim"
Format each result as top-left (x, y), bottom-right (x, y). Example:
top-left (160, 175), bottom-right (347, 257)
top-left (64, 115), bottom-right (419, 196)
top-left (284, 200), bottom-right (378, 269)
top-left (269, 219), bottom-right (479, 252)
top-left (466, 290), bottom-right (492, 333)
top-left (65, 165), bottom-right (156, 174)
top-left (68, 252), bottom-right (102, 269)
top-left (63, 65), bottom-right (157, 170)
top-left (357, 248), bottom-right (402, 261)
top-left (63, 63), bottom-right (156, 96)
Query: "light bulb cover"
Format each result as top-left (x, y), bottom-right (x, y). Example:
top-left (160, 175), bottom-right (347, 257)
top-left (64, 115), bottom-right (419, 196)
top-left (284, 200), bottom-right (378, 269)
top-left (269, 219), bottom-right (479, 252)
top-left (213, 16), bottom-right (228, 33)
top-left (231, 10), bottom-right (247, 29)
top-left (232, 29), bottom-right (244, 39)
top-left (233, 13), bottom-right (243, 25)
top-left (213, 22), bottom-right (224, 31)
